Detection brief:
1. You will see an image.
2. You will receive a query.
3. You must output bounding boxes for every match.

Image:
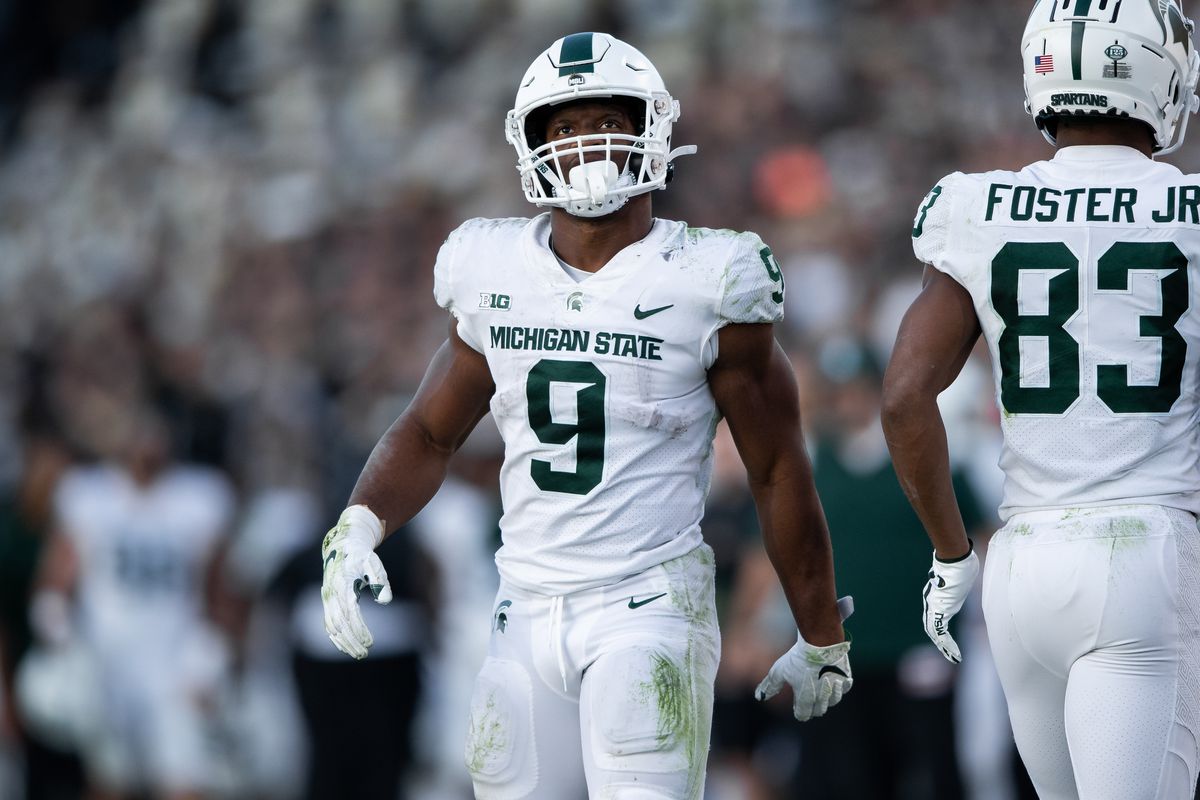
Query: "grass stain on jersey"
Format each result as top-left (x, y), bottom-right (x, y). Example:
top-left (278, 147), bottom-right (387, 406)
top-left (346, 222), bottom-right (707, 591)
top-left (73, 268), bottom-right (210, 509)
top-left (685, 226), bottom-right (741, 241)
top-left (664, 547), bottom-right (716, 626)
top-left (464, 692), bottom-right (509, 778)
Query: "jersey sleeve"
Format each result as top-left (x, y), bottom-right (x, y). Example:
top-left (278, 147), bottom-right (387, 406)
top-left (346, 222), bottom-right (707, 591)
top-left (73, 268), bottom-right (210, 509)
top-left (717, 231), bottom-right (786, 325)
top-left (432, 220), bottom-right (485, 352)
top-left (911, 172), bottom-right (963, 272)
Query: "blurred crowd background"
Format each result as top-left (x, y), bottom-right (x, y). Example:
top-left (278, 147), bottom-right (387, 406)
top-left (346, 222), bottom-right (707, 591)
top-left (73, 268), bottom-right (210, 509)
top-left (2, 1), bottom-right (1199, 799)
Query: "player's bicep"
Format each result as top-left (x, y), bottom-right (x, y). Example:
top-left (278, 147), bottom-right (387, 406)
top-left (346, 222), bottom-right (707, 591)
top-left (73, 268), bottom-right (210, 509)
top-left (885, 266), bottom-right (981, 402)
top-left (404, 319), bottom-right (495, 453)
top-left (708, 323), bottom-right (804, 483)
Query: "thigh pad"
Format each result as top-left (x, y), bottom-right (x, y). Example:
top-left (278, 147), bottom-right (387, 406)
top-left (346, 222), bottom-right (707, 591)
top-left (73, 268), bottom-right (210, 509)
top-left (464, 657), bottom-right (538, 800)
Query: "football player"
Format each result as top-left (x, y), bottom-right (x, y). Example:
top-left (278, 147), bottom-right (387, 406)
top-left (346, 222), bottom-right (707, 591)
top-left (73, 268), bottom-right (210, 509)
top-left (32, 407), bottom-right (235, 799)
top-left (320, 32), bottom-right (851, 798)
top-left (883, 2), bottom-right (1200, 798)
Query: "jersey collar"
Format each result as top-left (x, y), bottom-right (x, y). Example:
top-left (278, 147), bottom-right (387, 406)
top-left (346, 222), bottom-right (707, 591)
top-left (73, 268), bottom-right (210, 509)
top-left (1053, 144), bottom-right (1151, 162)
top-left (521, 213), bottom-right (676, 290)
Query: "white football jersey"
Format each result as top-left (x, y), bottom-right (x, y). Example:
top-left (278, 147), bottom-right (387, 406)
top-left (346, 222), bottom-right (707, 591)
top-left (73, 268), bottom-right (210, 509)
top-left (54, 464), bottom-right (235, 665)
top-left (914, 145), bottom-right (1200, 520)
top-left (434, 214), bottom-right (784, 593)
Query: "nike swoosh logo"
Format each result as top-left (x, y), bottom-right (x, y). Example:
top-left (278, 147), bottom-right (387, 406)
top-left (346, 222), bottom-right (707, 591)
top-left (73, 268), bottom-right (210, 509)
top-left (628, 592), bottom-right (668, 609)
top-left (323, 550), bottom-right (336, 570)
top-left (633, 303), bottom-right (674, 320)
top-left (818, 665), bottom-right (848, 679)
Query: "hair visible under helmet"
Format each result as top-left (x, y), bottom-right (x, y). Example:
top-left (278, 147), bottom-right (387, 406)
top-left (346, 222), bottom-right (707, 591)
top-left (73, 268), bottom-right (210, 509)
top-left (1022, 0), bottom-right (1200, 155)
top-left (504, 32), bottom-right (696, 218)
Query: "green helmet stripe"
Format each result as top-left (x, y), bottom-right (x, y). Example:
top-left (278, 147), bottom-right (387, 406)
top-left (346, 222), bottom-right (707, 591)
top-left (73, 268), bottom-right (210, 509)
top-left (1072, 21), bottom-right (1086, 79)
top-left (558, 32), bottom-right (595, 76)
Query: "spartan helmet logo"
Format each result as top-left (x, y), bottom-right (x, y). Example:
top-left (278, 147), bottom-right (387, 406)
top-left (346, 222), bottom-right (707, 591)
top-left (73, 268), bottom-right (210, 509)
top-left (567, 291), bottom-right (584, 312)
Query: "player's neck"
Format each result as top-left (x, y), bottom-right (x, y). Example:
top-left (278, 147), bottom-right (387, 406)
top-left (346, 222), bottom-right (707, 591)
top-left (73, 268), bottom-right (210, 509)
top-left (549, 196), bottom-right (654, 272)
top-left (1055, 119), bottom-right (1154, 157)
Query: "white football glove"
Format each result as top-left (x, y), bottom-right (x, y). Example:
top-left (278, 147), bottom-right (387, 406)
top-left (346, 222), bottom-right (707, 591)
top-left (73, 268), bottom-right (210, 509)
top-left (320, 505), bottom-right (392, 660)
top-left (755, 595), bottom-right (854, 722)
top-left (922, 543), bottom-right (980, 664)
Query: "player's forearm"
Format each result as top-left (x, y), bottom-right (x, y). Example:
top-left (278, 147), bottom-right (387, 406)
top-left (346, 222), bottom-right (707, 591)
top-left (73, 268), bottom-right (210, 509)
top-left (750, 457), bottom-right (844, 647)
top-left (881, 390), bottom-right (971, 559)
top-left (347, 413), bottom-right (456, 540)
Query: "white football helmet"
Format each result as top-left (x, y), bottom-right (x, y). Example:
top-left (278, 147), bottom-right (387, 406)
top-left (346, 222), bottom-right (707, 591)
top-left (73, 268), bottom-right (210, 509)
top-left (505, 32), bottom-right (696, 217)
top-left (1022, 0), bottom-right (1200, 154)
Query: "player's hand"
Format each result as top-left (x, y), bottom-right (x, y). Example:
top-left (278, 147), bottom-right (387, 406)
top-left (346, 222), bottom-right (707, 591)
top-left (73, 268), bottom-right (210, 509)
top-left (320, 505), bottom-right (391, 659)
top-left (755, 596), bottom-right (854, 722)
top-left (922, 542), bottom-right (979, 664)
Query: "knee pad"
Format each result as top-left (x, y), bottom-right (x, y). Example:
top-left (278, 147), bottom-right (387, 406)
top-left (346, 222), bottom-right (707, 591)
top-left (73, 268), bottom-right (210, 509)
top-left (464, 657), bottom-right (537, 799)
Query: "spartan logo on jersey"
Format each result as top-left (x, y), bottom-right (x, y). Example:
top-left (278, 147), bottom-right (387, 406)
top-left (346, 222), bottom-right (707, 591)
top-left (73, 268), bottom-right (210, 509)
top-left (567, 291), bottom-right (584, 312)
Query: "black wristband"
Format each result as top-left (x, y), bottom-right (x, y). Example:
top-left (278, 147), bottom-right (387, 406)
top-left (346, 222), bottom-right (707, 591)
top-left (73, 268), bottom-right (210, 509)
top-left (934, 540), bottom-right (974, 564)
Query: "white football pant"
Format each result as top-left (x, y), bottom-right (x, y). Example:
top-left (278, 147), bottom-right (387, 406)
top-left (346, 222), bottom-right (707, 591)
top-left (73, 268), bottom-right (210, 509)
top-left (464, 544), bottom-right (720, 799)
top-left (983, 505), bottom-right (1200, 800)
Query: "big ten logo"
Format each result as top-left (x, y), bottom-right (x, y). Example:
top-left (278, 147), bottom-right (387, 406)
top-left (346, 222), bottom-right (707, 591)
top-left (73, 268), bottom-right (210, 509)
top-left (479, 292), bottom-right (512, 310)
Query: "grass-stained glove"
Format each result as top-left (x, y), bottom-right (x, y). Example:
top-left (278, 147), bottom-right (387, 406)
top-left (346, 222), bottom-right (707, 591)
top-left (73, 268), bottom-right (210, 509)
top-left (755, 595), bottom-right (854, 722)
top-left (320, 505), bottom-right (392, 660)
top-left (922, 542), bottom-right (979, 664)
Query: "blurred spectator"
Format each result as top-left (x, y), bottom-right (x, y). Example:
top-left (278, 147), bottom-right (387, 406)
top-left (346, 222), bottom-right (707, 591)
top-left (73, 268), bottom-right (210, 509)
top-left (721, 338), bottom-right (984, 799)
top-left (793, 337), bottom-right (981, 799)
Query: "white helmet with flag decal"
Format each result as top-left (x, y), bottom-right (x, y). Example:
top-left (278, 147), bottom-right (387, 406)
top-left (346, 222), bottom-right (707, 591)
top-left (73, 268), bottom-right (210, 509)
top-left (505, 32), bottom-right (696, 217)
top-left (1022, 0), bottom-right (1200, 154)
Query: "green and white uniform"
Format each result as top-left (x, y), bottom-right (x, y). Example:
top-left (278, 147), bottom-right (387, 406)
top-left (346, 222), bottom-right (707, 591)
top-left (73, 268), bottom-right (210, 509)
top-left (914, 146), bottom-right (1200, 521)
top-left (434, 213), bottom-right (783, 799)
top-left (914, 145), bottom-right (1200, 800)
top-left (435, 213), bottom-right (782, 594)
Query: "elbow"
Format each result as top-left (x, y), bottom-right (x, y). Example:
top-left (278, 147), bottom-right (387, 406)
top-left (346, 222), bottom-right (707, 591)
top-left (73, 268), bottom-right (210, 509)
top-left (880, 370), bottom-right (935, 439)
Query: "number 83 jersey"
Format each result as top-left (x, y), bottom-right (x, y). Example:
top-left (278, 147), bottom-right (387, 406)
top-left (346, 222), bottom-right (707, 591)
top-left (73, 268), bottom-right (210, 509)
top-left (913, 145), bottom-right (1200, 521)
top-left (434, 214), bottom-right (784, 594)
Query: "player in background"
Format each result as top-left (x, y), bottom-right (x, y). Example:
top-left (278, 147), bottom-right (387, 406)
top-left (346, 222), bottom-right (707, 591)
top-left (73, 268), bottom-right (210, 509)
top-left (30, 406), bottom-right (236, 800)
top-left (320, 31), bottom-right (850, 799)
top-left (882, 1), bottom-right (1200, 798)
